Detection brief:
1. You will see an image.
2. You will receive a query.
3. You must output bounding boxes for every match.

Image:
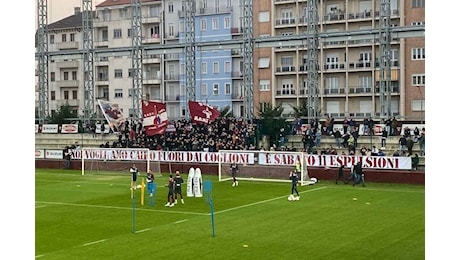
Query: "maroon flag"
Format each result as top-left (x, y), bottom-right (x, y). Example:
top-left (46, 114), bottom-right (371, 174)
top-left (142, 100), bottom-right (168, 136)
top-left (188, 101), bottom-right (221, 124)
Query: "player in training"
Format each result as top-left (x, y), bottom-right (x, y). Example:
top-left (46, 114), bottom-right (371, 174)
top-left (230, 163), bottom-right (239, 187)
top-left (130, 163), bottom-right (139, 190)
top-left (146, 169), bottom-right (155, 197)
top-left (165, 174), bottom-right (175, 207)
top-left (289, 170), bottom-right (300, 201)
top-left (173, 170), bottom-right (185, 204)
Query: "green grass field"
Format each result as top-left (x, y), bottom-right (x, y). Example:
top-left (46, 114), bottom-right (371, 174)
top-left (36, 168), bottom-right (425, 259)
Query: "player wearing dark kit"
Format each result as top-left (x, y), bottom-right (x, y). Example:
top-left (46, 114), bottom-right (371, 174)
top-left (130, 163), bottom-right (139, 190)
top-left (173, 171), bottom-right (185, 204)
top-left (230, 163), bottom-right (239, 187)
top-left (336, 165), bottom-right (346, 184)
top-left (289, 171), bottom-right (300, 200)
top-left (165, 174), bottom-right (175, 207)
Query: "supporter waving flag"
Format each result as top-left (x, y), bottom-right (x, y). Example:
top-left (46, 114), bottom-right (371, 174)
top-left (97, 99), bottom-right (126, 132)
top-left (188, 101), bottom-right (220, 124)
top-left (142, 100), bottom-right (168, 136)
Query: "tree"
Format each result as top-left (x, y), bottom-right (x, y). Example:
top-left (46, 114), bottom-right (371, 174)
top-left (48, 102), bottom-right (78, 124)
top-left (258, 104), bottom-right (285, 147)
top-left (291, 98), bottom-right (309, 118)
top-left (219, 105), bottom-right (233, 118)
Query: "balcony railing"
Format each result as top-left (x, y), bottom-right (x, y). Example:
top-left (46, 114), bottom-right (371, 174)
top-left (275, 17), bottom-right (296, 26)
top-left (276, 89), bottom-right (296, 96)
top-left (323, 63), bottom-right (345, 70)
top-left (276, 66), bottom-right (296, 73)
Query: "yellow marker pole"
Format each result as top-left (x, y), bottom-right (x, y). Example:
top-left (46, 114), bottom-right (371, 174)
top-left (141, 179), bottom-right (145, 206)
top-left (131, 187), bottom-right (133, 199)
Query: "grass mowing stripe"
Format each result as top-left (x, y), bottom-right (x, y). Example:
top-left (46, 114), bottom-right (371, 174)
top-left (35, 201), bottom-right (209, 216)
top-left (136, 228), bottom-right (151, 233)
top-left (214, 186), bottom-right (328, 215)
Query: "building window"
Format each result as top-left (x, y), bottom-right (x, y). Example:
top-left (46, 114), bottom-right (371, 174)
top-left (259, 80), bottom-right (270, 91)
top-left (411, 21), bottom-right (425, 26)
top-left (259, 11), bottom-right (269, 22)
top-left (70, 33), bottom-right (75, 42)
top-left (50, 72), bottom-right (55, 82)
top-left (412, 100), bottom-right (425, 111)
top-left (72, 71), bottom-right (77, 80)
top-left (64, 90), bottom-right (69, 100)
top-left (201, 62), bottom-right (207, 74)
top-left (102, 30), bottom-right (108, 41)
top-left (113, 29), bottom-right (122, 39)
top-left (259, 102), bottom-right (270, 113)
top-left (213, 62), bottom-right (219, 74)
top-left (114, 69), bottom-right (123, 78)
top-left (213, 83), bottom-right (219, 95)
top-left (168, 2), bottom-right (174, 13)
top-left (212, 18), bottom-right (219, 30)
top-left (224, 61), bottom-right (231, 73)
top-left (72, 90), bottom-right (77, 99)
top-left (201, 84), bottom-right (207, 96)
top-left (225, 83), bottom-right (231, 95)
top-left (63, 71), bottom-right (69, 80)
top-left (224, 17), bottom-right (230, 29)
top-left (51, 91), bottom-right (55, 101)
top-left (412, 0), bottom-right (424, 8)
top-left (412, 74), bottom-right (425, 86)
top-left (258, 57), bottom-right (270, 68)
top-left (50, 35), bottom-right (54, 44)
top-left (61, 34), bottom-right (67, 42)
top-left (150, 6), bottom-right (160, 17)
top-left (200, 19), bottom-right (207, 31)
top-left (114, 89), bottom-right (123, 98)
top-left (127, 28), bottom-right (132, 37)
top-left (180, 63), bottom-right (185, 75)
top-left (168, 23), bottom-right (175, 37)
top-left (412, 48), bottom-right (425, 60)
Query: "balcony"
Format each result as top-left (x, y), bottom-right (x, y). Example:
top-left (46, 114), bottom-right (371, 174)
top-left (349, 61), bottom-right (372, 69)
top-left (95, 56), bottom-right (109, 66)
top-left (164, 53), bottom-right (179, 60)
top-left (348, 86), bottom-right (372, 95)
top-left (232, 71), bottom-right (243, 78)
top-left (94, 40), bottom-right (108, 48)
top-left (95, 75), bottom-right (109, 85)
top-left (144, 74), bottom-right (161, 85)
top-left (165, 95), bottom-right (180, 102)
top-left (56, 99), bottom-right (79, 107)
top-left (276, 66), bottom-right (296, 73)
top-left (275, 17), bottom-right (296, 27)
top-left (165, 74), bottom-right (179, 81)
top-left (56, 41), bottom-right (79, 50)
top-left (347, 11), bottom-right (373, 21)
top-left (375, 86), bottom-right (400, 94)
top-left (323, 63), bottom-right (345, 71)
top-left (274, 0), bottom-right (295, 3)
top-left (56, 80), bottom-right (79, 88)
top-left (142, 34), bottom-right (161, 44)
top-left (276, 89), bottom-right (296, 96)
top-left (56, 60), bottom-right (79, 69)
top-left (323, 12), bottom-right (345, 22)
top-left (143, 54), bottom-right (161, 64)
top-left (324, 88), bottom-right (345, 95)
top-left (143, 15), bottom-right (160, 24)
top-left (197, 6), bottom-right (233, 15)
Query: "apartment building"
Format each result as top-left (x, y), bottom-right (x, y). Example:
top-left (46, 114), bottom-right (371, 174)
top-left (265, 0), bottom-right (425, 120)
top-left (38, 0), bottom-right (424, 122)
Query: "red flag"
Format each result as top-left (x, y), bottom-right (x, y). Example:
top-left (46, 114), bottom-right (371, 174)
top-left (188, 101), bottom-right (221, 124)
top-left (142, 100), bottom-right (168, 136)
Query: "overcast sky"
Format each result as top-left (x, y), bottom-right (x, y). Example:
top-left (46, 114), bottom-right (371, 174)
top-left (36, 0), bottom-right (105, 25)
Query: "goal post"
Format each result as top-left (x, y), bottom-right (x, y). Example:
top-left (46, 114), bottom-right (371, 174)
top-left (217, 150), bottom-right (311, 186)
top-left (81, 148), bottom-right (152, 176)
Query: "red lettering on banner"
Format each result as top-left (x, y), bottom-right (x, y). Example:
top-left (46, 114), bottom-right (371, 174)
top-left (306, 155), bottom-right (315, 166)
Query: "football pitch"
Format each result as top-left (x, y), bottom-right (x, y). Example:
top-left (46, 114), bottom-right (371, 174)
top-left (36, 168), bottom-right (425, 259)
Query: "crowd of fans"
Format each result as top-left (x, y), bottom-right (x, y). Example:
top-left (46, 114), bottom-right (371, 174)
top-left (97, 117), bottom-right (258, 152)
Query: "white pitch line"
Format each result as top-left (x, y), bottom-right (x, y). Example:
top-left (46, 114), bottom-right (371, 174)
top-left (214, 186), bottom-right (328, 215)
top-left (35, 205), bottom-right (47, 209)
top-left (82, 239), bottom-right (107, 247)
top-left (174, 219), bottom-right (189, 224)
top-left (136, 228), bottom-right (151, 233)
top-left (35, 254), bottom-right (45, 258)
top-left (35, 201), bottom-right (208, 216)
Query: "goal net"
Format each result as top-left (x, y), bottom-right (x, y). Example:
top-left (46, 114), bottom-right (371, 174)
top-left (217, 150), bottom-right (311, 186)
top-left (81, 148), bottom-right (157, 176)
